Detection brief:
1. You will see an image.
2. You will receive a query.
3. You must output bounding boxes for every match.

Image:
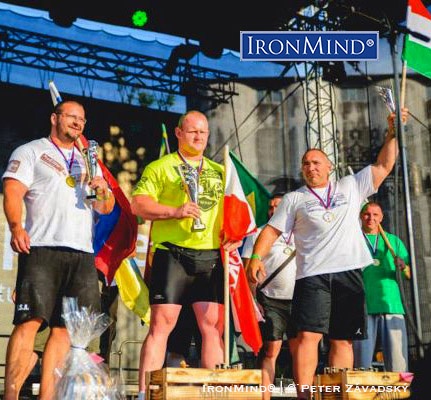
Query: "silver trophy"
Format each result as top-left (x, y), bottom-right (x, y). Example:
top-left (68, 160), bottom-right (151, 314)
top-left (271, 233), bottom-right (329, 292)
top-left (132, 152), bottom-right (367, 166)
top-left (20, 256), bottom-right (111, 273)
top-left (84, 140), bottom-right (99, 199)
top-left (177, 163), bottom-right (206, 232)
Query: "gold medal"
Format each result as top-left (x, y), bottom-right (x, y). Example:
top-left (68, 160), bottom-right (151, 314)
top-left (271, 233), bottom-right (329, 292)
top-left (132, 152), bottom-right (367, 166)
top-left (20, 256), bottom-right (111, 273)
top-left (373, 258), bottom-right (380, 266)
top-left (66, 175), bottom-right (76, 188)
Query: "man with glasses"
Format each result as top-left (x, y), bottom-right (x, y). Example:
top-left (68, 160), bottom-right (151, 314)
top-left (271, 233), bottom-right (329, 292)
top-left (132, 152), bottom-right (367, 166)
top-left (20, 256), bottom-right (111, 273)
top-left (131, 110), bottom-right (241, 400)
top-left (2, 100), bottom-right (115, 400)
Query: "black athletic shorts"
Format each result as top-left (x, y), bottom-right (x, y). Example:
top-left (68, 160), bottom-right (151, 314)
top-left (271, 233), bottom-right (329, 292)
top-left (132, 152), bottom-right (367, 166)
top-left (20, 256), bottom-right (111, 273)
top-left (150, 248), bottom-right (224, 305)
top-left (290, 269), bottom-right (367, 340)
top-left (256, 290), bottom-right (293, 341)
top-left (14, 246), bottom-right (101, 329)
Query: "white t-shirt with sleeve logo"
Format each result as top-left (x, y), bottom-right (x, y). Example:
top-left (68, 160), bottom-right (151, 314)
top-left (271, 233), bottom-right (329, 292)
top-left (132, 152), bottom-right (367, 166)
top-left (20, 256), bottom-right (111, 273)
top-left (269, 166), bottom-right (375, 279)
top-left (2, 137), bottom-right (102, 253)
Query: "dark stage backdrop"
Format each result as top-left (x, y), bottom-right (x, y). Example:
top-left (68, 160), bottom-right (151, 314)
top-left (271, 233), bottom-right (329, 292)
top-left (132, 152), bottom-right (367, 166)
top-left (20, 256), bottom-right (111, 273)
top-left (0, 82), bottom-right (180, 194)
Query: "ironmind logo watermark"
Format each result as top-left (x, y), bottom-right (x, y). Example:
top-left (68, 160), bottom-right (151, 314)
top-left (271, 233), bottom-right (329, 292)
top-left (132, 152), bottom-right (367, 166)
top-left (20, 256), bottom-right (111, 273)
top-left (240, 31), bottom-right (379, 61)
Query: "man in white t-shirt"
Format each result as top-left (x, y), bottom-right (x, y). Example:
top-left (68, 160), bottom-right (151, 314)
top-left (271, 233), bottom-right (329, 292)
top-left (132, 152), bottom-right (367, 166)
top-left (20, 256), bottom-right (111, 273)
top-left (2, 100), bottom-right (115, 400)
top-left (247, 109), bottom-right (407, 400)
top-left (242, 192), bottom-right (297, 400)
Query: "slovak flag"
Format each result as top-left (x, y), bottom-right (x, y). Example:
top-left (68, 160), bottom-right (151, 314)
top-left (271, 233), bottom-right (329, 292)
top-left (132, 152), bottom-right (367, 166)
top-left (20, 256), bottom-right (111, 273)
top-left (223, 147), bottom-right (262, 355)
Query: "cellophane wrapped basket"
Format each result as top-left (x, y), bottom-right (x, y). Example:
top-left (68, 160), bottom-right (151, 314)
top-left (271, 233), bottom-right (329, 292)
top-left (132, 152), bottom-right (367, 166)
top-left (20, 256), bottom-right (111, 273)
top-left (54, 297), bottom-right (124, 399)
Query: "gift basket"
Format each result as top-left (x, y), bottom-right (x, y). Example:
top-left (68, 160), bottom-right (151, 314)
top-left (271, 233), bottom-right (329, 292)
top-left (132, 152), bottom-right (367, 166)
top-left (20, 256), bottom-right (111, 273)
top-left (54, 297), bottom-right (125, 399)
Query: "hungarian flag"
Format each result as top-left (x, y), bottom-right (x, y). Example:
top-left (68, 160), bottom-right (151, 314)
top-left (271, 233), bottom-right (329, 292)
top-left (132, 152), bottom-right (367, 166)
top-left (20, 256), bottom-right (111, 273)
top-left (223, 148), bottom-right (262, 355)
top-left (229, 151), bottom-right (271, 228)
top-left (402, 0), bottom-right (431, 79)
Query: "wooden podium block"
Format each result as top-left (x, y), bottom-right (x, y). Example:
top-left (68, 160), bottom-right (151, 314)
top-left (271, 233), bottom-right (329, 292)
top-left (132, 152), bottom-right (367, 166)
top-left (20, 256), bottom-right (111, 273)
top-left (146, 367), bottom-right (263, 400)
top-left (313, 369), bottom-right (411, 400)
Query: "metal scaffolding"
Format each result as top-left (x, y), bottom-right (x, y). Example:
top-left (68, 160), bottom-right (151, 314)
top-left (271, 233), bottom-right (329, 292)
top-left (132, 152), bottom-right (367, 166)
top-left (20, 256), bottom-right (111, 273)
top-left (0, 25), bottom-right (238, 107)
top-left (303, 63), bottom-right (340, 179)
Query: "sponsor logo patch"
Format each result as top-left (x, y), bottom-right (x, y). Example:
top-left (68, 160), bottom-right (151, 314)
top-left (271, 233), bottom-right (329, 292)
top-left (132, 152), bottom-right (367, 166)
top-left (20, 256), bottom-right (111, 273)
top-left (6, 160), bottom-right (20, 173)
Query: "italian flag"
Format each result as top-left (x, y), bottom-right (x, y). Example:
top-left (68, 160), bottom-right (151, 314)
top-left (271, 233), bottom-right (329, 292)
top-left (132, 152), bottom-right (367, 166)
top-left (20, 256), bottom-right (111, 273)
top-left (402, 0), bottom-right (431, 79)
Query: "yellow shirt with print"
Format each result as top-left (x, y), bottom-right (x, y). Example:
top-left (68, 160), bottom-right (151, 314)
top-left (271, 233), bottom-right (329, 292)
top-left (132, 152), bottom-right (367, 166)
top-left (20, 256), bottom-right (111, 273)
top-left (132, 152), bottom-right (224, 250)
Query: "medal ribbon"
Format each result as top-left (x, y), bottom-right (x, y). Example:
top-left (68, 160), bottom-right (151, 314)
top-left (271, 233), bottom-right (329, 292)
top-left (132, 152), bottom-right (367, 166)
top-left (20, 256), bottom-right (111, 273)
top-left (49, 136), bottom-right (75, 175)
top-left (281, 231), bottom-right (293, 246)
top-left (363, 233), bottom-right (379, 256)
top-left (307, 183), bottom-right (332, 210)
top-left (177, 150), bottom-right (203, 174)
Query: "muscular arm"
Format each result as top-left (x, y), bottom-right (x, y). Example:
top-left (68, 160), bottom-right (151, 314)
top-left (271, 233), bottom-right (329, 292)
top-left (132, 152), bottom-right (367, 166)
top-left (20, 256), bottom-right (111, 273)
top-left (92, 190), bottom-right (115, 215)
top-left (3, 178), bottom-right (30, 253)
top-left (246, 224), bottom-right (281, 285)
top-left (371, 109), bottom-right (407, 190)
top-left (131, 194), bottom-right (199, 221)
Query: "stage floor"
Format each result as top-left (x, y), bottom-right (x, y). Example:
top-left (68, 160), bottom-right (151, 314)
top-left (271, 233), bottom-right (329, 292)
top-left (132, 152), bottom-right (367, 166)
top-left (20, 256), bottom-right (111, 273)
top-left (0, 382), bottom-right (298, 399)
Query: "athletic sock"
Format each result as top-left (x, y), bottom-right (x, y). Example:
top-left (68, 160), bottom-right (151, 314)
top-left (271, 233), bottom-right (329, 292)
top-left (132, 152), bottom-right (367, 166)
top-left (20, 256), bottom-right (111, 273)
top-left (137, 391), bottom-right (146, 400)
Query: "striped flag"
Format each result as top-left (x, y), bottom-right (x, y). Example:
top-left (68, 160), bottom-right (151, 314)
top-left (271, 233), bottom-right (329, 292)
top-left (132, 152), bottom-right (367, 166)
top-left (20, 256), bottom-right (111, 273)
top-left (229, 151), bottom-right (271, 228)
top-left (223, 147), bottom-right (262, 355)
top-left (159, 123), bottom-right (171, 158)
top-left (402, 0), bottom-right (431, 79)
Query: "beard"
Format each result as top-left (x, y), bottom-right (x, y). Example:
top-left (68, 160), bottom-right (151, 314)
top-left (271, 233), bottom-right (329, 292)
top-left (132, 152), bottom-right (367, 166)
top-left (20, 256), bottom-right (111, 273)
top-left (65, 130), bottom-right (80, 141)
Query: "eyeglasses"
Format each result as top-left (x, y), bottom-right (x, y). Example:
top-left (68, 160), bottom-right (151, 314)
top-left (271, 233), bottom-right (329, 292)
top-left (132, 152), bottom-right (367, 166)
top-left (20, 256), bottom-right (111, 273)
top-left (56, 112), bottom-right (87, 125)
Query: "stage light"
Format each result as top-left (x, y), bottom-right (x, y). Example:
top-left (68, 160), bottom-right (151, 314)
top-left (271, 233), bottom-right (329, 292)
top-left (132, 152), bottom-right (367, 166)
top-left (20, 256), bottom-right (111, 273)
top-left (48, 1), bottom-right (77, 28)
top-left (132, 10), bottom-right (148, 27)
top-left (164, 43), bottom-right (200, 75)
top-left (321, 61), bottom-right (347, 84)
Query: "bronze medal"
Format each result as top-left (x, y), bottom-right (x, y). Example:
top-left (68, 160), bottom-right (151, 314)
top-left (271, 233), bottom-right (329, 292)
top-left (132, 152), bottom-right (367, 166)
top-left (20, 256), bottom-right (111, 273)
top-left (66, 175), bottom-right (76, 188)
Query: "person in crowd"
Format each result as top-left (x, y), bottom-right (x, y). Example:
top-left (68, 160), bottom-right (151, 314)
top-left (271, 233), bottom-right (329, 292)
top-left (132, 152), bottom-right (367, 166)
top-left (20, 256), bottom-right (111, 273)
top-left (2, 100), bottom-right (115, 400)
top-left (247, 109), bottom-right (408, 400)
top-left (353, 201), bottom-right (410, 372)
top-left (130, 110), bottom-right (241, 400)
top-left (243, 192), bottom-right (297, 400)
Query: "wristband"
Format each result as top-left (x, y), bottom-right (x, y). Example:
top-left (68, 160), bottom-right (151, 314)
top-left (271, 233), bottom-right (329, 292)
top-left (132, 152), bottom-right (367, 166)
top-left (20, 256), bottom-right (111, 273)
top-left (250, 253), bottom-right (262, 261)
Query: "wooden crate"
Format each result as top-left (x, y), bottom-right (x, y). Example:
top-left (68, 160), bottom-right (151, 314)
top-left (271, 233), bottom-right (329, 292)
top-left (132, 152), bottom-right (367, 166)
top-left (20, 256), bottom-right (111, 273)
top-left (313, 369), bottom-right (411, 400)
top-left (146, 367), bottom-right (263, 399)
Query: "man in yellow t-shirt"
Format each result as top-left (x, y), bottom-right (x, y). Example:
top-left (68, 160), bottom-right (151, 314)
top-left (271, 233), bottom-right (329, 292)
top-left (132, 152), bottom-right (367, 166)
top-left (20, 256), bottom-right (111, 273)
top-left (131, 110), bottom-right (241, 399)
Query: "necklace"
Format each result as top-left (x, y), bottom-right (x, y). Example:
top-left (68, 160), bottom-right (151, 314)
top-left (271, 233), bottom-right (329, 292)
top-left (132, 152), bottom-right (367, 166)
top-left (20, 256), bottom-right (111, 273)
top-left (177, 151), bottom-right (204, 193)
top-left (363, 233), bottom-right (380, 266)
top-left (307, 183), bottom-right (334, 223)
top-left (177, 150), bottom-right (204, 174)
top-left (49, 136), bottom-right (76, 187)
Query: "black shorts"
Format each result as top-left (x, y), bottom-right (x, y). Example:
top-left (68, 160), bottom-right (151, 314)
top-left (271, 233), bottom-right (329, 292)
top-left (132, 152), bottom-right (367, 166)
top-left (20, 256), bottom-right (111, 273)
top-left (257, 290), bottom-right (293, 341)
top-left (150, 248), bottom-right (223, 305)
top-left (14, 246), bottom-right (101, 329)
top-left (290, 269), bottom-right (367, 340)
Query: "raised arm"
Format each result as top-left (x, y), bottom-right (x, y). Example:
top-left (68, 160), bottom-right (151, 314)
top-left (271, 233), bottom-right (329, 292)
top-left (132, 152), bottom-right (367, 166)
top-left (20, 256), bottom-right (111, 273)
top-left (371, 108), bottom-right (408, 190)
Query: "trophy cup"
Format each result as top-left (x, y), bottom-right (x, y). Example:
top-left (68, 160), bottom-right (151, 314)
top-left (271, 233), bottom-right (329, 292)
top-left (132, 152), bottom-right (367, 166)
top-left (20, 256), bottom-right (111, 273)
top-left (177, 164), bottom-right (206, 232)
top-left (83, 140), bottom-right (99, 200)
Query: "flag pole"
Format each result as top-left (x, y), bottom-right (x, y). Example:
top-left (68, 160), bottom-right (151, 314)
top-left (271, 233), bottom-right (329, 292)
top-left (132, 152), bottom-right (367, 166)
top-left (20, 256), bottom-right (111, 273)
top-left (400, 60), bottom-right (407, 108)
top-left (388, 31), bottom-right (424, 358)
top-left (223, 145), bottom-right (230, 366)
